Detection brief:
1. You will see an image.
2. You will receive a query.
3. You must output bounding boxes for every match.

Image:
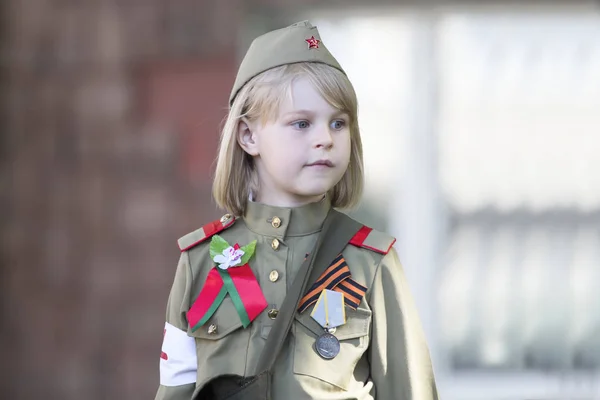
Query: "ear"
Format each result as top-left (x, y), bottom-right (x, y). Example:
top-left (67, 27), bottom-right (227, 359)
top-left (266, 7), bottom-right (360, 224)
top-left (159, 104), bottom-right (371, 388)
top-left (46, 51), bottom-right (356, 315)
top-left (237, 118), bottom-right (260, 156)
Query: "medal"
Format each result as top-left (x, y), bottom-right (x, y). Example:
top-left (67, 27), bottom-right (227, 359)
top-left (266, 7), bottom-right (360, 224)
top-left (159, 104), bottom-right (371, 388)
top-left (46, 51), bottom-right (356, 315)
top-left (310, 289), bottom-right (346, 360)
top-left (315, 332), bottom-right (340, 359)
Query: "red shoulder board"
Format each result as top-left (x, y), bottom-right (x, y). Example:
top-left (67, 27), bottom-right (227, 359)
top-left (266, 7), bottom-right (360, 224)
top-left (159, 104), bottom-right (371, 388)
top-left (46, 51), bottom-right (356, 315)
top-left (177, 214), bottom-right (236, 252)
top-left (349, 226), bottom-right (396, 255)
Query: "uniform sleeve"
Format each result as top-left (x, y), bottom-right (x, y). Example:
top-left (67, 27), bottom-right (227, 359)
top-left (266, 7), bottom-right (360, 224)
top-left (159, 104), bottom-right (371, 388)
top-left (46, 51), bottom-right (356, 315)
top-left (367, 248), bottom-right (438, 400)
top-left (155, 252), bottom-right (197, 400)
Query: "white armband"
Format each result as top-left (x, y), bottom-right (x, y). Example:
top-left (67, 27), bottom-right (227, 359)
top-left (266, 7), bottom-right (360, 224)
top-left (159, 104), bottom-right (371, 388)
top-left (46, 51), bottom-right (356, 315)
top-left (159, 322), bottom-right (197, 386)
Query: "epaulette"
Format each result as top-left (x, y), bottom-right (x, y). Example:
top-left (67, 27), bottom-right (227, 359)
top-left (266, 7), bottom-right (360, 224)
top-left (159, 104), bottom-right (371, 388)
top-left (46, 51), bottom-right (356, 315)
top-left (348, 226), bottom-right (396, 255)
top-left (177, 213), bottom-right (236, 252)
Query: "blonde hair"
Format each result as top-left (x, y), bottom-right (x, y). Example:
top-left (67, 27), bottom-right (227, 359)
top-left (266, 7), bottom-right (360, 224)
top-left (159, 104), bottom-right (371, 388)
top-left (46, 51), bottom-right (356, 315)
top-left (213, 62), bottom-right (364, 216)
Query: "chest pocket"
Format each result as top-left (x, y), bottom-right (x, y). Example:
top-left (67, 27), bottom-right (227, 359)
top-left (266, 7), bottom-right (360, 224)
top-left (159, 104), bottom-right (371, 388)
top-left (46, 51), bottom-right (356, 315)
top-left (293, 305), bottom-right (372, 390)
top-left (188, 297), bottom-right (250, 385)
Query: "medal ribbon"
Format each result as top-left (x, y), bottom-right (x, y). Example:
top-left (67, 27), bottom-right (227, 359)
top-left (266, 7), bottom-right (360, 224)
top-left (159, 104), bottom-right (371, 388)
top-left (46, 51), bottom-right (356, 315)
top-left (324, 290), bottom-right (330, 327)
top-left (187, 245), bottom-right (267, 332)
top-left (298, 254), bottom-right (367, 313)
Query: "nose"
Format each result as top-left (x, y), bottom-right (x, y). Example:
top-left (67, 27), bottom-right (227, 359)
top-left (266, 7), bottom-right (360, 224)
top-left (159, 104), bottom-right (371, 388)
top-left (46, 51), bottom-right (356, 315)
top-left (314, 124), bottom-right (333, 149)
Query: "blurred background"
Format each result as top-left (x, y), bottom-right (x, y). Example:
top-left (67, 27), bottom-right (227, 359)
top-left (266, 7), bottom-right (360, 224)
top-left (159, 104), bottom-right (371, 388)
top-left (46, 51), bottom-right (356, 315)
top-left (2, 0), bottom-right (599, 399)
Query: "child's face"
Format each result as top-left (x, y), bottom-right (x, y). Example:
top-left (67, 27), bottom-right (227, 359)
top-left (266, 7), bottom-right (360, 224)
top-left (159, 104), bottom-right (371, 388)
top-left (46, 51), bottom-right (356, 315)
top-left (239, 77), bottom-right (352, 207)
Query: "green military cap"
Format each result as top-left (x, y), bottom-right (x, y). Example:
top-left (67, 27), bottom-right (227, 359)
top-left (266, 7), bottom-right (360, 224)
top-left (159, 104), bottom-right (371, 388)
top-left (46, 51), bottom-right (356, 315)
top-left (229, 20), bottom-right (346, 105)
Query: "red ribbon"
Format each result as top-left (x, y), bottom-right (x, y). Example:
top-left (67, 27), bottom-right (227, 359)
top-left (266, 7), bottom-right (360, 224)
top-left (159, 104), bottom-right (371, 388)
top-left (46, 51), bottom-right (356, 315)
top-left (187, 244), bottom-right (267, 331)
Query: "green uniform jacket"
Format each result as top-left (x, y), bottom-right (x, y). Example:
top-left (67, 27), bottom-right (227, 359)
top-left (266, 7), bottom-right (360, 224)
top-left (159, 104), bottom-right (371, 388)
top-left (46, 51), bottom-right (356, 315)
top-left (156, 199), bottom-right (438, 399)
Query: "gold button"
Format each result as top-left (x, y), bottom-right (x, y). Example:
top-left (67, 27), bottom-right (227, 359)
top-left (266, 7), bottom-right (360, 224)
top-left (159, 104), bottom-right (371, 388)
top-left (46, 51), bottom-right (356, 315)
top-left (271, 238), bottom-right (280, 251)
top-left (269, 270), bottom-right (279, 282)
top-left (268, 309), bottom-right (279, 319)
top-left (271, 216), bottom-right (281, 228)
top-left (208, 324), bottom-right (218, 335)
top-left (220, 214), bottom-right (232, 223)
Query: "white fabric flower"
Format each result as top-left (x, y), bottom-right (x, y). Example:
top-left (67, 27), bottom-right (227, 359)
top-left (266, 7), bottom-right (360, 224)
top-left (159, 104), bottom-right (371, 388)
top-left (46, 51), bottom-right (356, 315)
top-left (214, 246), bottom-right (245, 270)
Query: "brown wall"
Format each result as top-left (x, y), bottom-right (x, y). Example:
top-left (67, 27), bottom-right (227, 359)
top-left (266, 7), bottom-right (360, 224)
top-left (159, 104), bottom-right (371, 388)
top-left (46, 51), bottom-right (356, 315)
top-left (2, 1), bottom-right (243, 398)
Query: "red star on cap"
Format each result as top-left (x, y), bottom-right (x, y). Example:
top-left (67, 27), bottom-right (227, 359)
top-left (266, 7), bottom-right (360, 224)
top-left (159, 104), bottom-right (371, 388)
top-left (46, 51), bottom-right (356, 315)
top-left (305, 36), bottom-right (320, 49)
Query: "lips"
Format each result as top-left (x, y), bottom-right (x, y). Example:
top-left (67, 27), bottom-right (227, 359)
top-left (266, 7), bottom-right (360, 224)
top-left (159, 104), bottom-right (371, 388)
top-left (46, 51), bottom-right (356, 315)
top-left (306, 160), bottom-right (334, 167)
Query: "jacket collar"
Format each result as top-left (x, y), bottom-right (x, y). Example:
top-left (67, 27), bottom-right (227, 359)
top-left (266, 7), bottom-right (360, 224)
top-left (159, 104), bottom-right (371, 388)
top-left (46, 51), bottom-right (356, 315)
top-left (243, 197), bottom-right (331, 239)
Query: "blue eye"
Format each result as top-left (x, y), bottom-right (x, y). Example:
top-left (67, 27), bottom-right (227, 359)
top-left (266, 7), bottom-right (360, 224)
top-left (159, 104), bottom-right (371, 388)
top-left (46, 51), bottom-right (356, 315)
top-left (331, 120), bottom-right (346, 130)
top-left (292, 120), bottom-right (310, 129)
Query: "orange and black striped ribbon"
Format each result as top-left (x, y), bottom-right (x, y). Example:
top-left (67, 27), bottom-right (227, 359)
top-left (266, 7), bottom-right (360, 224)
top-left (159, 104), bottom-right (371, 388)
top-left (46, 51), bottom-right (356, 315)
top-left (297, 254), bottom-right (367, 313)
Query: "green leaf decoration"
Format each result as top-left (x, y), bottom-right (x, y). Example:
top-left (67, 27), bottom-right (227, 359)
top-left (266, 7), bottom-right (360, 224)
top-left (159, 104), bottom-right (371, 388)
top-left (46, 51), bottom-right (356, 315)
top-left (239, 240), bottom-right (257, 265)
top-left (209, 235), bottom-right (231, 260)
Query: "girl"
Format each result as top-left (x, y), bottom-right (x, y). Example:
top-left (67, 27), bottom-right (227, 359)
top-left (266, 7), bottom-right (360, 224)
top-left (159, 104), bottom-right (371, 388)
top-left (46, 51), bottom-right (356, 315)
top-left (156, 20), bottom-right (438, 400)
